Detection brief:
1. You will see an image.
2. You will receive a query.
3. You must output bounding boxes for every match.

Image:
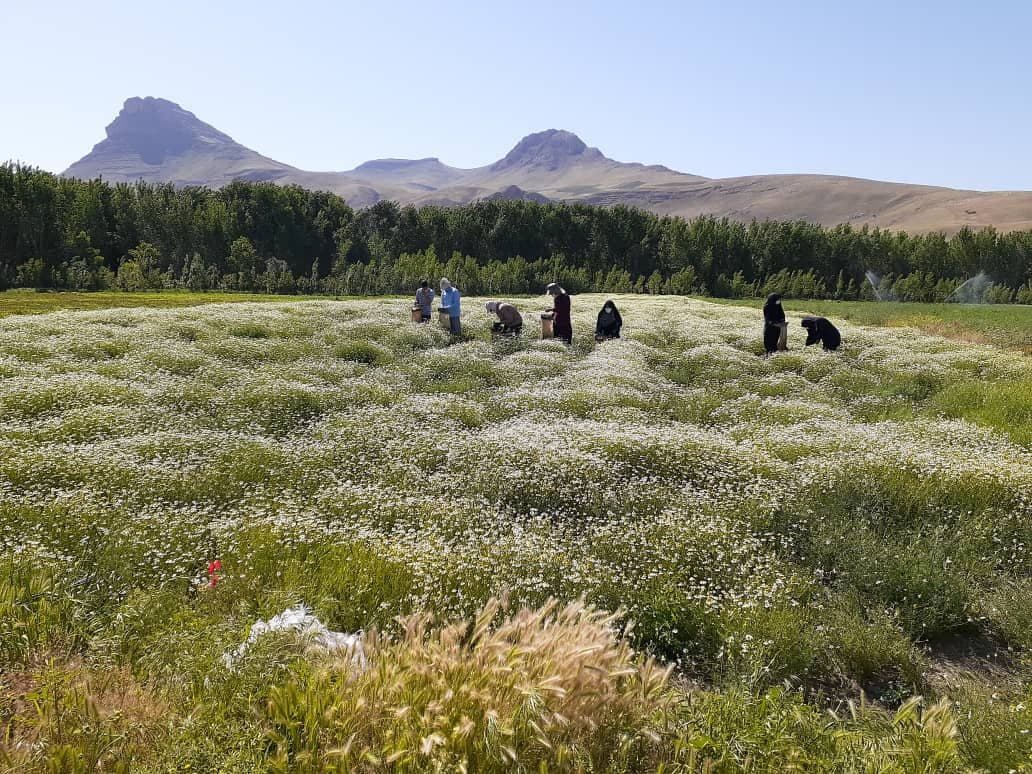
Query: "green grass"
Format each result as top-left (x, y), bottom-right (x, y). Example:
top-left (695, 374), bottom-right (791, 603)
top-left (932, 378), bottom-right (1032, 446)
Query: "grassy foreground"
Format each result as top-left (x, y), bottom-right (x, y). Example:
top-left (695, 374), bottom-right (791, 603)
top-left (1, 295), bottom-right (1030, 771)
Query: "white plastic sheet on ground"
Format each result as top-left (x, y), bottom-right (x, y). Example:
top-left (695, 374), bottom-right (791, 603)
top-left (223, 604), bottom-right (366, 669)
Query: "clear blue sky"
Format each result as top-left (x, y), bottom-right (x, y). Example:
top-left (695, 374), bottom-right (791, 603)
top-left (4, 0), bottom-right (1031, 190)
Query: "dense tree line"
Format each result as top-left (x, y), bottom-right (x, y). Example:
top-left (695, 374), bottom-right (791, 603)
top-left (2, 163), bottom-right (1031, 302)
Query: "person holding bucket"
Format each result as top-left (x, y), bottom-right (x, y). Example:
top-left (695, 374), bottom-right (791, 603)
top-left (414, 280), bottom-right (435, 322)
top-left (440, 278), bottom-right (462, 335)
top-left (546, 283), bottom-right (572, 344)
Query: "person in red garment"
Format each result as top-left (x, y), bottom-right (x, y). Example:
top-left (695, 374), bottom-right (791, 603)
top-left (546, 283), bottom-right (572, 344)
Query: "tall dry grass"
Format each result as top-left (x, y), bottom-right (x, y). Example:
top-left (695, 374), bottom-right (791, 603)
top-left (264, 598), bottom-right (674, 772)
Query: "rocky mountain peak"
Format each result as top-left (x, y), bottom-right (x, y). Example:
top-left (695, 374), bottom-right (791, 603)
top-left (100, 97), bottom-right (236, 165)
top-left (491, 129), bottom-right (603, 172)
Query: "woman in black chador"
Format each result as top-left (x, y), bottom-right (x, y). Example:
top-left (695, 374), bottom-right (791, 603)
top-left (801, 316), bottom-right (841, 351)
top-left (546, 283), bottom-right (573, 344)
top-left (762, 293), bottom-right (787, 354)
top-left (595, 300), bottom-right (623, 340)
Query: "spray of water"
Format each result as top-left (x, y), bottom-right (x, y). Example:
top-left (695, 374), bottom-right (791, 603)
top-left (944, 272), bottom-right (993, 304)
top-left (864, 270), bottom-right (882, 301)
top-left (863, 270), bottom-right (896, 301)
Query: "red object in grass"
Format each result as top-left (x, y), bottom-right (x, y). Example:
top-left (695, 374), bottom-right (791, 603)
top-left (207, 559), bottom-right (222, 587)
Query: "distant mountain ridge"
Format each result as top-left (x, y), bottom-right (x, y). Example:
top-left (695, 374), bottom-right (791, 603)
top-left (61, 97), bottom-right (1032, 234)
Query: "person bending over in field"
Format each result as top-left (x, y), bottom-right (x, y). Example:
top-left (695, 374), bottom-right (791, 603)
top-left (486, 301), bottom-right (523, 334)
top-left (595, 299), bottom-right (622, 340)
top-left (762, 293), bottom-right (788, 354)
top-left (546, 283), bottom-right (572, 344)
top-left (415, 279), bottom-right (434, 322)
top-left (801, 316), bottom-right (841, 351)
top-left (439, 278), bottom-right (462, 335)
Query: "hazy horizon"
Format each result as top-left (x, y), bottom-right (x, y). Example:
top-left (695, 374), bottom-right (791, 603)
top-left (5, 0), bottom-right (1032, 191)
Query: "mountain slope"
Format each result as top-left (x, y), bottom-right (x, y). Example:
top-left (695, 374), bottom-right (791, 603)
top-left (63, 97), bottom-right (298, 186)
top-left (580, 175), bottom-right (1032, 233)
top-left (447, 129), bottom-right (706, 203)
top-left (347, 158), bottom-right (466, 190)
top-left (60, 97), bottom-right (1032, 233)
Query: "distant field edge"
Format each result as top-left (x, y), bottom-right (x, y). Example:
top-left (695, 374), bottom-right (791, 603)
top-left (0, 290), bottom-right (373, 319)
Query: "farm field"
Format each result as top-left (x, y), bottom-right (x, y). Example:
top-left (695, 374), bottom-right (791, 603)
top-left (706, 297), bottom-right (1032, 355)
top-left (1, 295), bottom-right (1030, 771)
top-left (5, 289), bottom-right (1031, 355)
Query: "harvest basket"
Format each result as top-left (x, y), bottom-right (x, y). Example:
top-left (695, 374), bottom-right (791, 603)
top-left (540, 312), bottom-right (555, 339)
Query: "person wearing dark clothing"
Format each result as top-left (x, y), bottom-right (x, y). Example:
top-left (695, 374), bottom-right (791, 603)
top-left (762, 323), bottom-right (780, 354)
top-left (801, 316), bottom-right (841, 351)
top-left (486, 301), bottom-right (523, 334)
top-left (546, 283), bottom-right (572, 344)
top-left (415, 280), bottom-right (434, 322)
top-left (595, 300), bottom-right (622, 340)
top-left (762, 293), bottom-right (788, 354)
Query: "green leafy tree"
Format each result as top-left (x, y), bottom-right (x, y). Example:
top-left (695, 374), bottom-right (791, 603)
top-left (665, 266), bottom-right (698, 295)
top-left (646, 270), bottom-right (664, 295)
top-left (115, 260), bottom-right (146, 291)
top-left (127, 242), bottom-right (164, 289)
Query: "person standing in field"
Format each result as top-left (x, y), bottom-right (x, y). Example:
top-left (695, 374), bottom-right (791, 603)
top-left (546, 283), bottom-right (572, 344)
top-left (763, 293), bottom-right (788, 353)
top-left (486, 301), bottom-right (523, 334)
top-left (440, 278), bottom-right (462, 335)
top-left (415, 279), bottom-right (435, 322)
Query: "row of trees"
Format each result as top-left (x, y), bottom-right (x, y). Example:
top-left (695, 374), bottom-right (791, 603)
top-left (3, 163), bottom-right (1031, 302)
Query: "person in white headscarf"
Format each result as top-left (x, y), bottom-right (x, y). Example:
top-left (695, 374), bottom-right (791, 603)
top-left (439, 278), bottom-right (462, 335)
top-left (485, 301), bottom-right (523, 334)
top-left (545, 283), bottom-right (572, 344)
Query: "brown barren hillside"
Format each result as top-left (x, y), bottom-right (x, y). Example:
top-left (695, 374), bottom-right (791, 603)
top-left (583, 175), bottom-right (1032, 233)
top-left (62, 97), bottom-right (1032, 234)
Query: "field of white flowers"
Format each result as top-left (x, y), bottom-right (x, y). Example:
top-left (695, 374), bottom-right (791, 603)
top-left (1, 295), bottom-right (1030, 771)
